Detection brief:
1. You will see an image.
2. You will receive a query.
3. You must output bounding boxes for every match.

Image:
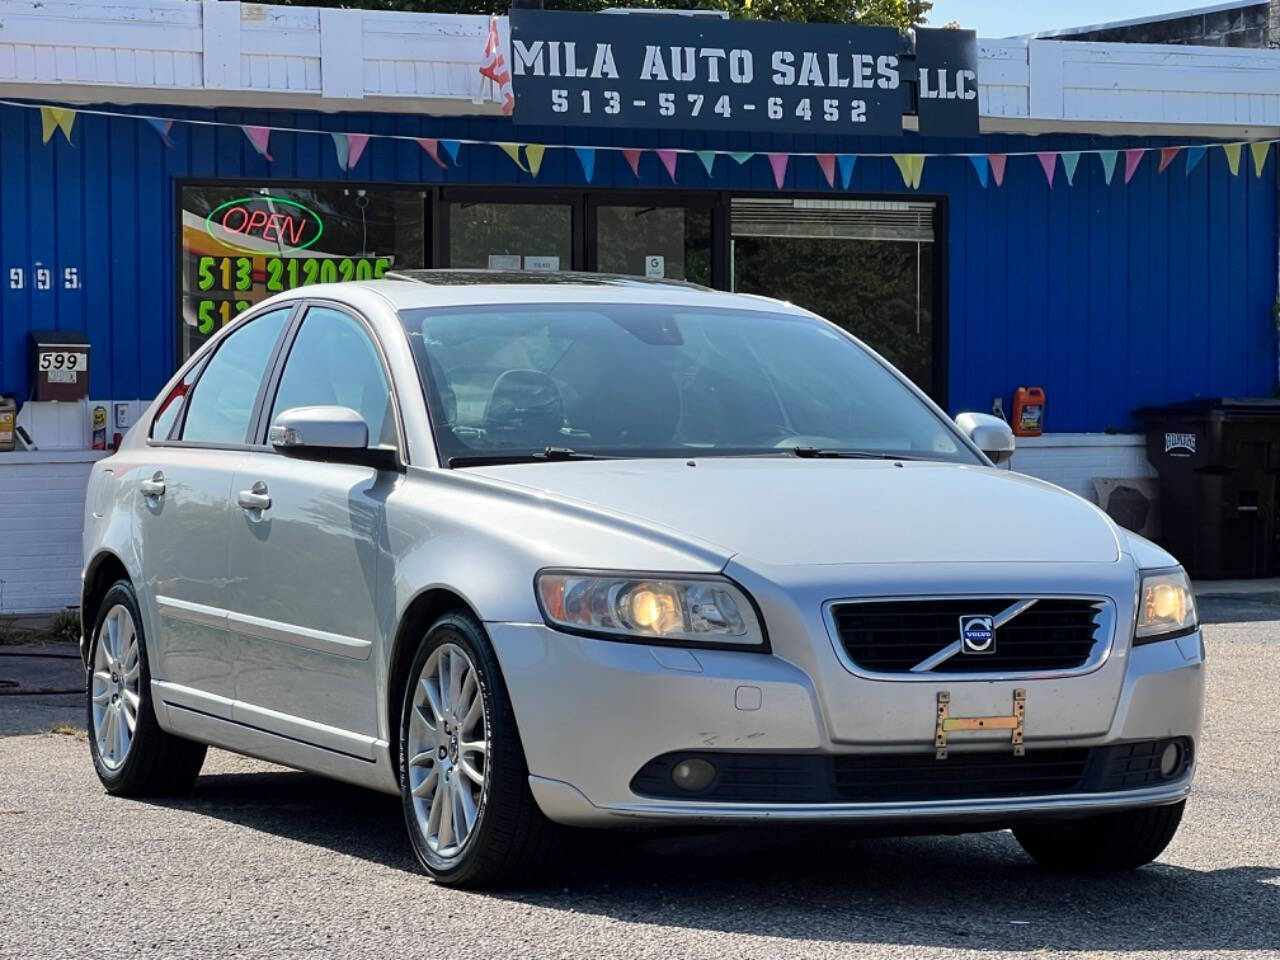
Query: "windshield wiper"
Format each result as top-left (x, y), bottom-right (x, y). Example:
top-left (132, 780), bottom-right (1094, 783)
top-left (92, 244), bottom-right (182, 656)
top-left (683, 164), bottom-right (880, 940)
top-left (448, 446), bottom-right (604, 468)
top-left (790, 446), bottom-right (919, 461)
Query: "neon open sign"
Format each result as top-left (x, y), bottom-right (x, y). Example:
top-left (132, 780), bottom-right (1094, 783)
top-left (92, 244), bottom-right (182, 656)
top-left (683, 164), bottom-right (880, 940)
top-left (205, 196), bottom-right (324, 255)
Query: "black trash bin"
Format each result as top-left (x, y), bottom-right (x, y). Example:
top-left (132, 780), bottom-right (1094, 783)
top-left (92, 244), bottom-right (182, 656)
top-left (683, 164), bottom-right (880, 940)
top-left (1134, 398), bottom-right (1280, 580)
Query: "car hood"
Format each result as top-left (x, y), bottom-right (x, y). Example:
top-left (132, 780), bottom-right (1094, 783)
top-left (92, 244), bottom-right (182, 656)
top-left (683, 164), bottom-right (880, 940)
top-left (466, 458), bottom-right (1122, 567)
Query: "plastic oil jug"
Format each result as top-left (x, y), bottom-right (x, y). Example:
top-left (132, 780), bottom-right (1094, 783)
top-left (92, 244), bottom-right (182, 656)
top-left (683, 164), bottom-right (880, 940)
top-left (1012, 387), bottom-right (1045, 437)
top-left (0, 396), bottom-right (15, 451)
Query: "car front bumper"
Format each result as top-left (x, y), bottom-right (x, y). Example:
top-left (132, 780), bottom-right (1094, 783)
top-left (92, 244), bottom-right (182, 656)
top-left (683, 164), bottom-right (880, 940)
top-left (488, 621), bottom-right (1204, 828)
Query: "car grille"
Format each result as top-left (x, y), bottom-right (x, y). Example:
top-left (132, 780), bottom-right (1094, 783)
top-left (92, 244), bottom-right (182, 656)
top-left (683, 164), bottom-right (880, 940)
top-left (829, 597), bottom-right (1106, 674)
top-left (629, 740), bottom-right (1192, 804)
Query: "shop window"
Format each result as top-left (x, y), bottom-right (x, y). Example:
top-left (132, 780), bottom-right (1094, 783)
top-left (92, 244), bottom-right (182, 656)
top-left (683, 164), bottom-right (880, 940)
top-left (594, 205), bottom-right (711, 284)
top-left (448, 201), bottom-right (572, 271)
top-left (730, 198), bottom-right (937, 397)
top-left (179, 185), bottom-right (426, 361)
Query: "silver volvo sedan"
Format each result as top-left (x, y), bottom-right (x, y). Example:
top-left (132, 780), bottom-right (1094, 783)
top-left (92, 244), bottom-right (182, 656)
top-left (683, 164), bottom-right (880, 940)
top-left (81, 273), bottom-right (1204, 886)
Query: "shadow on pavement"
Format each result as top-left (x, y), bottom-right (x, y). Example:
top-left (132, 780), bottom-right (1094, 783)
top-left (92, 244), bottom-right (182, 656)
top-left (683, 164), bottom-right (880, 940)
top-left (154, 768), bottom-right (1280, 953)
top-left (1197, 594), bottom-right (1280, 624)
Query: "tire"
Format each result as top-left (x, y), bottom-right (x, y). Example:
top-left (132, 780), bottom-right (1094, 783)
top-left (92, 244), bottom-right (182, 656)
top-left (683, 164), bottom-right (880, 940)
top-left (86, 581), bottom-right (207, 796)
top-left (1013, 801), bottom-right (1185, 871)
top-left (399, 610), bottom-right (557, 887)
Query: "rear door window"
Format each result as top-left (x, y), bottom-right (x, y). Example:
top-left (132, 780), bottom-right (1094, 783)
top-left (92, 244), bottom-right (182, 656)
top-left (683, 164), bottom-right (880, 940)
top-left (180, 309), bottom-right (291, 445)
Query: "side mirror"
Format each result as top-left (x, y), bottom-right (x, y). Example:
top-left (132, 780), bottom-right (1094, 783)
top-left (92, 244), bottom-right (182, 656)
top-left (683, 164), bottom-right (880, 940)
top-left (269, 405), bottom-right (400, 471)
top-left (955, 412), bottom-right (1016, 466)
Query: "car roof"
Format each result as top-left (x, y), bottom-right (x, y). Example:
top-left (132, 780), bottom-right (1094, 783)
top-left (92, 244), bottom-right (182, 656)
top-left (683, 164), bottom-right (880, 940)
top-left (286, 270), bottom-right (809, 315)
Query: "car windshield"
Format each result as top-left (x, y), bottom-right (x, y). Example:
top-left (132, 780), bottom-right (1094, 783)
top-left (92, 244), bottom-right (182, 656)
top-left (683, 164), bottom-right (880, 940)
top-left (399, 302), bottom-right (978, 466)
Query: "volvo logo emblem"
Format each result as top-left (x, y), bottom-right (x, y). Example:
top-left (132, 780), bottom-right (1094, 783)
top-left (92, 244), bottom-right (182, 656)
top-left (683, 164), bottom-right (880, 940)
top-left (959, 616), bottom-right (996, 655)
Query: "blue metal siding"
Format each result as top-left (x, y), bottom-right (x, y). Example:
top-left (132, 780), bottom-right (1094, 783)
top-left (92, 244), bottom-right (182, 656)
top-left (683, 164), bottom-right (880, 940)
top-left (0, 102), bottom-right (1274, 431)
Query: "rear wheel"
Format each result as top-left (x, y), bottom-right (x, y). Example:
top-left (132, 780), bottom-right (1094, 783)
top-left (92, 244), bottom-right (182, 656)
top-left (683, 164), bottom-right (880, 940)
top-left (399, 610), bottom-right (557, 887)
top-left (87, 581), bottom-right (206, 795)
top-left (1013, 801), bottom-right (1185, 871)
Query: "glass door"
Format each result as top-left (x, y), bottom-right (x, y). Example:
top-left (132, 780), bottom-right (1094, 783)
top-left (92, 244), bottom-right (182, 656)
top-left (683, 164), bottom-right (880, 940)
top-left (442, 190), bottom-right (579, 272)
top-left (730, 198), bottom-right (937, 397)
top-left (589, 198), bottom-right (714, 285)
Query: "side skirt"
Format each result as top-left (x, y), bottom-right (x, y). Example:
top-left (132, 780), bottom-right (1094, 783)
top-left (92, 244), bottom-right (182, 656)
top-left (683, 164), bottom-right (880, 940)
top-left (152, 679), bottom-right (399, 796)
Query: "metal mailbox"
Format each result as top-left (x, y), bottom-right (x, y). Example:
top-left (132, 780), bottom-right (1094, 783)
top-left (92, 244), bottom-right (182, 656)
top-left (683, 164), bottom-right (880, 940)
top-left (29, 331), bottom-right (90, 402)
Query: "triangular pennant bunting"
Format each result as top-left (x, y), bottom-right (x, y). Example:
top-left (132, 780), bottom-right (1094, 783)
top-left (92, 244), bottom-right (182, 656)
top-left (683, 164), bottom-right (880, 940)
top-left (40, 107), bottom-right (75, 144)
top-left (1251, 141), bottom-right (1269, 177)
top-left (1124, 149), bottom-right (1145, 184)
top-left (696, 151), bottom-right (716, 176)
top-left (768, 153), bottom-right (788, 189)
top-left (656, 149), bottom-right (678, 182)
top-left (345, 133), bottom-right (370, 169)
top-left (1037, 152), bottom-right (1057, 187)
top-left (146, 117), bottom-right (174, 148)
top-left (242, 125), bottom-right (273, 162)
top-left (1099, 150), bottom-right (1118, 184)
top-left (989, 154), bottom-right (1007, 187)
top-left (1061, 152), bottom-right (1080, 186)
top-left (417, 138), bottom-right (448, 169)
top-left (1224, 143), bottom-right (1242, 176)
top-left (893, 154), bottom-right (913, 188)
top-left (575, 147), bottom-right (595, 182)
top-left (837, 154), bottom-right (856, 189)
top-left (330, 132), bottom-right (350, 170)
top-left (441, 140), bottom-right (461, 165)
top-left (816, 154), bottom-right (836, 188)
top-left (911, 154), bottom-right (926, 188)
top-left (1185, 146), bottom-right (1206, 176)
top-left (730, 152), bottom-right (754, 165)
top-left (525, 143), bottom-right (546, 177)
top-left (1158, 147), bottom-right (1181, 173)
top-left (622, 148), bottom-right (643, 177)
top-left (497, 142), bottom-right (527, 172)
top-left (969, 154), bottom-right (988, 188)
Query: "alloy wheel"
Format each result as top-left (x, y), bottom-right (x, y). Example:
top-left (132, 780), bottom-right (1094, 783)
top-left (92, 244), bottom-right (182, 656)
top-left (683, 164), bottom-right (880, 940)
top-left (91, 604), bottom-right (141, 770)
top-left (406, 641), bottom-right (490, 861)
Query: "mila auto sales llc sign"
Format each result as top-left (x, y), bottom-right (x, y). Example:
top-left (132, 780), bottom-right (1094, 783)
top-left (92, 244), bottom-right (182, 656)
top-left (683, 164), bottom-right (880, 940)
top-left (508, 10), bottom-right (979, 138)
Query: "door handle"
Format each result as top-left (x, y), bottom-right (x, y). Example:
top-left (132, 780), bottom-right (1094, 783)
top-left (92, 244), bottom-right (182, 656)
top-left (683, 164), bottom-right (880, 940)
top-left (237, 481), bottom-right (272, 513)
top-left (140, 471), bottom-right (165, 498)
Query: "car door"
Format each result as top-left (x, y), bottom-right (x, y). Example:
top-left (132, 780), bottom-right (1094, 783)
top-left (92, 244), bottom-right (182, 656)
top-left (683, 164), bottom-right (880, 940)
top-left (225, 304), bottom-right (399, 752)
top-left (136, 307), bottom-right (293, 704)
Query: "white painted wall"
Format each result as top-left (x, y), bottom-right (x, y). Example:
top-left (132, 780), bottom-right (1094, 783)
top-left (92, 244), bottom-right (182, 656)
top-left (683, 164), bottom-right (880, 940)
top-left (2, 1), bottom-right (1280, 133)
top-left (0, 451), bottom-right (103, 615)
top-left (1009, 433), bottom-right (1157, 502)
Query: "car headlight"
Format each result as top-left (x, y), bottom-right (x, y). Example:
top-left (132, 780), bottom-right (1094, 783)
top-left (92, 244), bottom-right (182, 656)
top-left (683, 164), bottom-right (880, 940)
top-left (535, 571), bottom-right (766, 648)
top-left (1134, 568), bottom-right (1198, 644)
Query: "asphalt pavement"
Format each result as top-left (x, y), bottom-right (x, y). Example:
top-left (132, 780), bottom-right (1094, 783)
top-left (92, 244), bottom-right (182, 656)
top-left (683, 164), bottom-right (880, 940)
top-left (1, 596), bottom-right (1277, 960)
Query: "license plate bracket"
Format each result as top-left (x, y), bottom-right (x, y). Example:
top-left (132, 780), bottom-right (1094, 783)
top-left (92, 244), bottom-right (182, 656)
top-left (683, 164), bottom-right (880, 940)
top-left (934, 689), bottom-right (1026, 760)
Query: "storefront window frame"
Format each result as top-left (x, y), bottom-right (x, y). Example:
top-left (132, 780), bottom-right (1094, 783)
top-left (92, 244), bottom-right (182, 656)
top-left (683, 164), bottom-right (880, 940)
top-left (173, 177), bottom-right (432, 372)
top-left (172, 180), bottom-right (947, 409)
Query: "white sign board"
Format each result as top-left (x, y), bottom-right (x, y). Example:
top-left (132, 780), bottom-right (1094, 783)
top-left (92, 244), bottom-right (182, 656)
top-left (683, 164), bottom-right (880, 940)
top-left (487, 254), bottom-right (522, 270)
top-left (524, 256), bottom-right (560, 272)
top-left (645, 255), bottom-right (665, 278)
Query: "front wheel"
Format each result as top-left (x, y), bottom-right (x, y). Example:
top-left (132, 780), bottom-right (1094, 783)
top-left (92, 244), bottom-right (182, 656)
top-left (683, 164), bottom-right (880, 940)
top-left (1013, 801), bottom-right (1185, 871)
top-left (399, 611), bottom-right (557, 887)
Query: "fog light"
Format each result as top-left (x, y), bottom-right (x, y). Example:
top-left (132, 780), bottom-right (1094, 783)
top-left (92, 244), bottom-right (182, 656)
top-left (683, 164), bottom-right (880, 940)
top-left (671, 758), bottom-right (716, 792)
top-left (1160, 742), bottom-right (1182, 777)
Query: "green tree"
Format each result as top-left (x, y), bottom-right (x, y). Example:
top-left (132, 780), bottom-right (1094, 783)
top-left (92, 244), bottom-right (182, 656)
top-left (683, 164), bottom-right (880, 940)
top-left (276, 0), bottom-right (931, 28)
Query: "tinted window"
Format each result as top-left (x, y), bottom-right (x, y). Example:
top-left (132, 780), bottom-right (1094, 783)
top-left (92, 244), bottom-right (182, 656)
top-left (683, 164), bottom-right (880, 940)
top-left (270, 307), bottom-right (394, 446)
top-left (181, 309), bottom-right (290, 445)
top-left (400, 303), bottom-right (975, 465)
